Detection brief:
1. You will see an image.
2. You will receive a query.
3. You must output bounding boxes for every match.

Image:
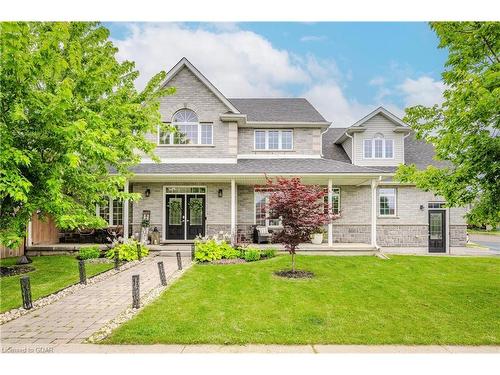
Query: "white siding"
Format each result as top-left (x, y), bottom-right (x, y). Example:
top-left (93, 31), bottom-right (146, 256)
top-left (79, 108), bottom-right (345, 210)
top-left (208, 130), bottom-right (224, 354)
top-left (341, 138), bottom-right (353, 161)
top-left (353, 114), bottom-right (405, 166)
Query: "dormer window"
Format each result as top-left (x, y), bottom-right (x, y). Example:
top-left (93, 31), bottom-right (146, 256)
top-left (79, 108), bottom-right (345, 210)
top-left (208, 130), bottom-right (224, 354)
top-left (158, 109), bottom-right (213, 145)
top-left (363, 133), bottom-right (394, 159)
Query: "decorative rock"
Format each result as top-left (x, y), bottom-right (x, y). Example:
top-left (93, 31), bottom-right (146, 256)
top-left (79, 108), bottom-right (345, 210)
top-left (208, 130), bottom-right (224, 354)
top-left (0, 256), bottom-right (149, 325)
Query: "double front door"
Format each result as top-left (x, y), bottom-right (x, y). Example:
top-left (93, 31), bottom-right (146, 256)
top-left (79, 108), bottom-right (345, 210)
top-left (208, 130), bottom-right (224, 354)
top-left (165, 194), bottom-right (206, 240)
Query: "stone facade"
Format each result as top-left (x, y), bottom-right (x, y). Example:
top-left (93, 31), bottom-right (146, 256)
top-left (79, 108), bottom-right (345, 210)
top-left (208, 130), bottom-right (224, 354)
top-left (238, 128), bottom-right (322, 156)
top-left (129, 181), bottom-right (467, 248)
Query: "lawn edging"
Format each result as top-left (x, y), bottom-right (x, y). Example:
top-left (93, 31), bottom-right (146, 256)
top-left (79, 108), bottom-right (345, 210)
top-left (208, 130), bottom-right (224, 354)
top-left (0, 256), bottom-right (150, 325)
top-left (86, 261), bottom-right (192, 344)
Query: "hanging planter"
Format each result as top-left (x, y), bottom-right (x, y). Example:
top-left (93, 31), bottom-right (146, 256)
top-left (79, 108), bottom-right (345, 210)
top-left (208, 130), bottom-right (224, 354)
top-left (168, 200), bottom-right (182, 216)
top-left (189, 198), bottom-right (204, 216)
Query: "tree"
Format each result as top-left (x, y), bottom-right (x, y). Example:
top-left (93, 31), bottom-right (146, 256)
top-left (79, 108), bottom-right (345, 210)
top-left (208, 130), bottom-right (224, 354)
top-left (395, 22), bottom-right (500, 227)
top-left (265, 177), bottom-right (330, 272)
top-left (0, 22), bottom-right (174, 247)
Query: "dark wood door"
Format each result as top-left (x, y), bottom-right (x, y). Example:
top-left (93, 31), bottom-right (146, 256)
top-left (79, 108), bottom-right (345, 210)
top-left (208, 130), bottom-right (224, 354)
top-left (166, 194), bottom-right (185, 240)
top-left (186, 195), bottom-right (205, 240)
top-left (428, 210), bottom-right (446, 253)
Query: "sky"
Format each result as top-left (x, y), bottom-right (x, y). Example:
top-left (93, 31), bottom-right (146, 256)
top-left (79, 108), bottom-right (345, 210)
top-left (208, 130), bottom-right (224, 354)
top-left (105, 22), bottom-right (448, 127)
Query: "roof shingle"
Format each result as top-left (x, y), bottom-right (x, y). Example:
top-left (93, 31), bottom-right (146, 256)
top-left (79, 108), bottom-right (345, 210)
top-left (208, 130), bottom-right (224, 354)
top-left (228, 98), bottom-right (328, 122)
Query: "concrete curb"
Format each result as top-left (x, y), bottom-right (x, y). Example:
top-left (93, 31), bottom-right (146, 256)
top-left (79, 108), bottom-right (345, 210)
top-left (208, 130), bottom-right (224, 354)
top-left (1, 343), bottom-right (499, 354)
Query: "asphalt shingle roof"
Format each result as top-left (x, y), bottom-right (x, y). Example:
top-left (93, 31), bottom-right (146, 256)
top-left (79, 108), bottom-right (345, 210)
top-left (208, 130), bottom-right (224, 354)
top-left (321, 127), bottom-right (448, 171)
top-left (129, 158), bottom-right (386, 175)
top-left (321, 127), bottom-right (351, 163)
top-left (228, 98), bottom-right (328, 122)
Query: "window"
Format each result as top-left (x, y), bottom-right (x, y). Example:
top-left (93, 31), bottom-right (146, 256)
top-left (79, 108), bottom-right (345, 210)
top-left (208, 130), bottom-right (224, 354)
top-left (378, 188), bottom-right (396, 216)
top-left (98, 198), bottom-right (110, 223)
top-left (363, 134), bottom-right (394, 159)
top-left (159, 109), bottom-right (213, 145)
top-left (97, 198), bottom-right (123, 225)
top-left (385, 139), bottom-right (394, 158)
top-left (254, 130), bottom-right (293, 150)
top-left (112, 199), bottom-right (123, 225)
top-left (254, 190), bottom-right (281, 227)
top-left (324, 188), bottom-right (341, 215)
top-left (363, 139), bottom-right (372, 158)
top-left (428, 202), bottom-right (446, 208)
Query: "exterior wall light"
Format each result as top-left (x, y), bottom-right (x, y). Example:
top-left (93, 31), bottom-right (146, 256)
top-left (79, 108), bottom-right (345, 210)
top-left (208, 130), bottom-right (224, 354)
top-left (145, 189), bottom-right (151, 198)
top-left (419, 205), bottom-right (424, 211)
top-left (218, 189), bottom-right (223, 198)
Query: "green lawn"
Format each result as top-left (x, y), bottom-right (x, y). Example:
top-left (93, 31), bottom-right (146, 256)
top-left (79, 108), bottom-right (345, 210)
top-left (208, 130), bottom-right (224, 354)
top-left (105, 255), bottom-right (500, 345)
top-left (468, 228), bottom-right (500, 236)
top-left (0, 255), bottom-right (113, 313)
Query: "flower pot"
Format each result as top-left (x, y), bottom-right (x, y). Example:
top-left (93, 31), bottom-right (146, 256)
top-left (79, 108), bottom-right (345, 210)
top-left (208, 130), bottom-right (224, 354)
top-left (311, 233), bottom-right (323, 245)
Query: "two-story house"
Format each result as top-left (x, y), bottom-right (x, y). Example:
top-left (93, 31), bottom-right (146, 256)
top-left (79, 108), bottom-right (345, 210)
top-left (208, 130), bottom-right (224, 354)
top-left (93, 57), bottom-right (464, 255)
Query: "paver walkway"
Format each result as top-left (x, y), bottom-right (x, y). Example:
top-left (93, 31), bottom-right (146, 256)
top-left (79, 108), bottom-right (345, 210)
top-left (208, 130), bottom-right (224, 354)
top-left (0, 256), bottom-right (187, 344)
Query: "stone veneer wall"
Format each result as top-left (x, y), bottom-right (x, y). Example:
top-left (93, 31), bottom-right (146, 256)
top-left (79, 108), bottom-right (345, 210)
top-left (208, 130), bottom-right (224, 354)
top-left (129, 182), bottom-right (467, 246)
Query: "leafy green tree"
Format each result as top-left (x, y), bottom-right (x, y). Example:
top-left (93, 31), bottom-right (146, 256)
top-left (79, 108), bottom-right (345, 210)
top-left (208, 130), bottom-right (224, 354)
top-left (0, 22), bottom-right (174, 247)
top-left (396, 22), bottom-right (500, 227)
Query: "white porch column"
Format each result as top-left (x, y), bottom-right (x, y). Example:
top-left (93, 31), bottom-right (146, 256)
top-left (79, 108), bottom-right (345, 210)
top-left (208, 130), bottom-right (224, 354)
top-left (328, 178), bottom-right (333, 247)
top-left (27, 219), bottom-right (33, 247)
top-left (230, 179), bottom-right (237, 243)
top-left (371, 178), bottom-right (378, 248)
top-left (123, 181), bottom-right (129, 239)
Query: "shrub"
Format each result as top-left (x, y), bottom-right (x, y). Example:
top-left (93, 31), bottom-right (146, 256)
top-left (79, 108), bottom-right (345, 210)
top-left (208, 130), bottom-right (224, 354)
top-left (220, 242), bottom-right (240, 259)
top-left (244, 248), bottom-right (261, 262)
top-left (261, 248), bottom-right (277, 259)
top-left (78, 246), bottom-right (101, 260)
top-left (106, 239), bottom-right (149, 261)
top-left (194, 239), bottom-right (223, 262)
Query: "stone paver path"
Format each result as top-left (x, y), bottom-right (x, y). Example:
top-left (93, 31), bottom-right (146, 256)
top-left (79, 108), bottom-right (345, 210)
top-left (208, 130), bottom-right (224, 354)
top-left (0, 256), bottom-right (187, 344)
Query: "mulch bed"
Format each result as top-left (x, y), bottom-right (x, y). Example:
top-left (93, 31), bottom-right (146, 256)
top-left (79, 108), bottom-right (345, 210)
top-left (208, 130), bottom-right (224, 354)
top-left (0, 265), bottom-right (36, 278)
top-left (274, 270), bottom-right (315, 279)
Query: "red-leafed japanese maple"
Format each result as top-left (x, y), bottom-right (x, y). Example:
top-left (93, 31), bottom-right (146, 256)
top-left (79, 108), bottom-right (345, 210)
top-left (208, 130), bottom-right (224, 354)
top-left (265, 177), bottom-right (330, 273)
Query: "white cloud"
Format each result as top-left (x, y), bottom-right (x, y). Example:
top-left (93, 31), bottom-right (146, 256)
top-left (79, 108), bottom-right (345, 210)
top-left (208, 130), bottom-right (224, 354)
top-left (369, 76), bottom-right (385, 86)
top-left (399, 76), bottom-right (446, 107)
top-left (112, 23), bottom-right (409, 126)
top-left (300, 35), bottom-right (327, 42)
top-left (112, 23), bottom-right (308, 96)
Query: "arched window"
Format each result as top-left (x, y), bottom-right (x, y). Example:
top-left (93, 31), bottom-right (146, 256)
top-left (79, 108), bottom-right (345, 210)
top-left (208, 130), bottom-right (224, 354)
top-left (159, 109), bottom-right (213, 145)
top-left (363, 133), bottom-right (394, 159)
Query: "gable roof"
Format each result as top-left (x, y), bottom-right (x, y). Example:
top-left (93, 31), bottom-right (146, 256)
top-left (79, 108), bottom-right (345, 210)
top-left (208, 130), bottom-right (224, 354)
top-left (351, 106), bottom-right (408, 128)
top-left (161, 57), bottom-right (240, 114)
top-left (334, 106), bottom-right (410, 144)
top-left (229, 98), bottom-right (329, 123)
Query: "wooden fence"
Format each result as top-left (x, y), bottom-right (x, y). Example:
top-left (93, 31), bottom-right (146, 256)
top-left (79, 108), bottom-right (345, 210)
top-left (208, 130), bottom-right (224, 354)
top-left (0, 239), bottom-right (24, 259)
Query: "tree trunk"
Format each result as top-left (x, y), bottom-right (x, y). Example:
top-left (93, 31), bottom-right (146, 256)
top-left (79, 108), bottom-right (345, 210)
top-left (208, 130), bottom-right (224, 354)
top-left (291, 252), bottom-right (295, 273)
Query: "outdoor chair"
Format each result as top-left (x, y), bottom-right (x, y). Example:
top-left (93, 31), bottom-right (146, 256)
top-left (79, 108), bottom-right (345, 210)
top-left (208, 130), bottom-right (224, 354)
top-left (254, 226), bottom-right (272, 244)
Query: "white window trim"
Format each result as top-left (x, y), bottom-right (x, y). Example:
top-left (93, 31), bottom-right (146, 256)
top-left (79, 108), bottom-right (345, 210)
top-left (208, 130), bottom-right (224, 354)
top-left (97, 198), bottom-right (121, 226)
top-left (157, 122), bottom-right (214, 146)
top-left (253, 129), bottom-right (294, 151)
top-left (324, 187), bottom-right (341, 214)
top-left (377, 187), bottom-right (397, 217)
top-left (253, 190), bottom-right (282, 228)
top-left (363, 137), bottom-right (395, 159)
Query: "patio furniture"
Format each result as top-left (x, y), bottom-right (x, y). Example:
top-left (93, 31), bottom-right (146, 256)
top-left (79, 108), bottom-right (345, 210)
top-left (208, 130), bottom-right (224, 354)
top-left (78, 228), bottom-right (95, 243)
top-left (254, 226), bottom-right (272, 244)
top-left (107, 225), bottom-right (124, 240)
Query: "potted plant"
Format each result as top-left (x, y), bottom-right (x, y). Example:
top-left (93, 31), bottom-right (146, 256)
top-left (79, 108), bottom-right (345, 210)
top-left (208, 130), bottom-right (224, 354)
top-left (311, 227), bottom-right (326, 244)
